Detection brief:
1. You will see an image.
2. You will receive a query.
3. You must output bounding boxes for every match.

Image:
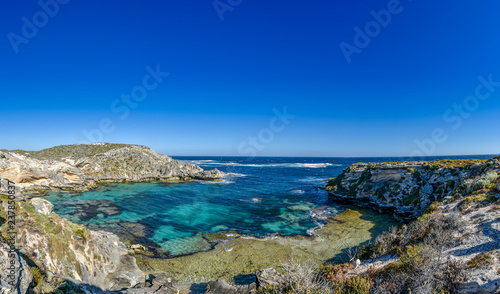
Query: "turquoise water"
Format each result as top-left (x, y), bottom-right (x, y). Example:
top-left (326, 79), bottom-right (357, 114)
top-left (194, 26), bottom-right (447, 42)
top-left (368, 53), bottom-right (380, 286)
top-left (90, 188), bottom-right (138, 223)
top-left (44, 155), bottom-right (494, 257)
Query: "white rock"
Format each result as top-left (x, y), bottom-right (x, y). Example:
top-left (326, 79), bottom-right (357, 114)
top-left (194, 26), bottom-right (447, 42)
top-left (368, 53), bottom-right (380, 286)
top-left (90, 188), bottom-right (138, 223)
top-left (30, 198), bottom-right (54, 215)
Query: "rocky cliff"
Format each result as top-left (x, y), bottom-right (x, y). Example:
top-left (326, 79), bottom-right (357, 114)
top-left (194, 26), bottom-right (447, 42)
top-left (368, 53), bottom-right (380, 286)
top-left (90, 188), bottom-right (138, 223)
top-left (0, 196), bottom-right (145, 293)
top-left (326, 157), bottom-right (500, 220)
top-left (0, 143), bottom-right (223, 193)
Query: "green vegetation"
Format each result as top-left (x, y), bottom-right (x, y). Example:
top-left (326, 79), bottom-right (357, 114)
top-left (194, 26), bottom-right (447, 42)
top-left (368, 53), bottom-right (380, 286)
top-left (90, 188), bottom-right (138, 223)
top-left (467, 252), bottom-right (493, 268)
top-left (403, 187), bottom-right (420, 206)
top-left (9, 143), bottom-right (147, 161)
top-left (75, 229), bottom-right (86, 240)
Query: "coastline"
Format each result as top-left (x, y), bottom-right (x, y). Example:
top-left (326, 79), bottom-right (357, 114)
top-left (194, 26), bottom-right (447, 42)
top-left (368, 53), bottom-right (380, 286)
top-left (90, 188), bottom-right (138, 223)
top-left (2, 144), bottom-right (500, 293)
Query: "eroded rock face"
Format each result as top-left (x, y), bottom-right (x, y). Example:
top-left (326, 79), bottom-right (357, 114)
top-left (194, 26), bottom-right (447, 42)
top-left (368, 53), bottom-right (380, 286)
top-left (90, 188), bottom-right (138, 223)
top-left (0, 242), bottom-right (33, 294)
top-left (5, 199), bottom-right (145, 291)
top-left (0, 150), bottom-right (86, 193)
top-left (0, 143), bottom-right (223, 193)
top-left (326, 158), bottom-right (500, 220)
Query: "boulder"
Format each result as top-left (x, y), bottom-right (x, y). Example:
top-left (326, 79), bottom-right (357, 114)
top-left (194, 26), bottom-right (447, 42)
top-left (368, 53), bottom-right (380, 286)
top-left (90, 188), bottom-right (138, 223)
top-left (123, 273), bottom-right (177, 294)
top-left (131, 244), bottom-right (147, 252)
top-left (30, 197), bottom-right (54, 215)
top-left (495, 183), bottom-right (500, 193)
top-left (352, 258), bottom-right (361, 269)
top-left (205, 279), bottom-right (256, 294)
top-left (255, 268), bottom-right (286, 288)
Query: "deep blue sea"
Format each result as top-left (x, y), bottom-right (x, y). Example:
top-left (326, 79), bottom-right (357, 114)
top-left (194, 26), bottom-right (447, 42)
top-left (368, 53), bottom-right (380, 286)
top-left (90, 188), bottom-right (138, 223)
top-left (44, 155), bottom-right (496, 257)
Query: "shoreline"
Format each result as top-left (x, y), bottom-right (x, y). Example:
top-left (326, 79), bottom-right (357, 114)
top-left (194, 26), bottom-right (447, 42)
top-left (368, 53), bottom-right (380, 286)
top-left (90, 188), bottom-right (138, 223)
top-left (133, 208), bottom-right (397, 285)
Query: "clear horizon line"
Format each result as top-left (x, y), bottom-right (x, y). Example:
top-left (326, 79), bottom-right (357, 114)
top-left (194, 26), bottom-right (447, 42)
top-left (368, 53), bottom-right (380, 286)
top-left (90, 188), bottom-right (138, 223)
top-left (168, 153), bottom-right (500, 159)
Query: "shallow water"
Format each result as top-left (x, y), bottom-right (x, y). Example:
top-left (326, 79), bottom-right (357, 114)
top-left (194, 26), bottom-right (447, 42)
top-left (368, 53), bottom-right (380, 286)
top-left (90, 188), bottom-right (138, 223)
top-left (44, 155), bottom-right (492, 257)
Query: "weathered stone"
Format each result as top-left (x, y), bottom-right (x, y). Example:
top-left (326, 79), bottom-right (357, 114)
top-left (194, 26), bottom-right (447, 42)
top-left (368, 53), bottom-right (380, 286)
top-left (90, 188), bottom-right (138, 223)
top-left (255, 268), bottom-right (286, 288)
top-left (205, 279), bottom-right (256, 294)
top-left (0, 143), bottom-right (224, 193)
top-left (326, 158), bottom-right (498, 220)
top-left (0, 242), bottom-right (32, 294)
top-left (123, 273), bottom-right (177, 294)
top-left (352, 258), bottom-right (361, 269)
top-left (14, 200), bottom-right (145, 292)
top-left (131, 244), bottom-right (147, 251)
top-left (30, 197), bottom-right (54, 215)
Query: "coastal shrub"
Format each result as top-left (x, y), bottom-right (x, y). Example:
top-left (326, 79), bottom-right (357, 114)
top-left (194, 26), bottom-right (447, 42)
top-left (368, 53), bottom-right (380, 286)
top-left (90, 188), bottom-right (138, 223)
top-left (31, 266), bottom-right (44, 284)
top-left (358, 245), bottom-right (375, 260)
top-left (74, 229), bottom-right (86, 240)
top-left (467, 252), bottom-right (493, 268)
top-left (402, 187), bottom-right (420, 206)
top-left (427, 203), bottom-right (438, 213)
top-left (373, 226), bottom-right (404, 257)
top-left (473, 179), bottom-right (489, 191)
top-left (320, 262), bottom-right (372, 294)
top-left (461, 179), bottom-right (475, 194)
top-left (483, 172), bottom-right (499, 183)
top-left (373, 244), bottom-right (450, 293)
top-left (423, 164), bottom-right (440, 171)
top-left (258, 260), bottom-right (335, 293)
top-left (390, 184), bottom-right (400, 194)
top-left (444, 260), bottom-right (467, 294)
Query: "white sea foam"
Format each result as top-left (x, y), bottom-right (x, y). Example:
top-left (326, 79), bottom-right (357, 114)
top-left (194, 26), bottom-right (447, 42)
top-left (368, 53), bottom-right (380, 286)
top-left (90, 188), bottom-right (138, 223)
top-left (183, 161), bottom-right (341, 168)
top-left (224, 173), bottom-right (247, 177)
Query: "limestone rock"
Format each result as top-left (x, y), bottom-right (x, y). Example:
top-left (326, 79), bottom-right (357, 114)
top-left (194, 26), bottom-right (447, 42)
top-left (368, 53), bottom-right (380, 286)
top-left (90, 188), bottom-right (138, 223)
top-left (327, 158), bottom-right (499, 220)
top-left (0, 242), bottom-right (33, 294)
top-left (352, 258), bottom-right (361, 269)
top-left (0, 143), bottom-right (224, 193)
top-left (13, 199), bottom-right (145, 292)
top-left (30, 197), bottom-right (54, 215)
top-left (205, 279), bottom-right (256, 294)
top-left (255, 268), bottom-right (286, 288)
top-left (123, 273), bottom-right (178, 294)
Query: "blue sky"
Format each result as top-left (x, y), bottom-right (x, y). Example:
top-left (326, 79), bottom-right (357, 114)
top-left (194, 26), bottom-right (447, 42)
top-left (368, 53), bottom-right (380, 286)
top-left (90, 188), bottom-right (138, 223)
top-left (1, 0), bottom-right (500, 157)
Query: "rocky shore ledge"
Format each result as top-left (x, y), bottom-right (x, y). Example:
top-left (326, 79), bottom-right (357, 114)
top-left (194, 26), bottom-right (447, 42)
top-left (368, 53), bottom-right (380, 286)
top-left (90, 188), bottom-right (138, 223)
top-left (0, 143), bottom-right (224, 194)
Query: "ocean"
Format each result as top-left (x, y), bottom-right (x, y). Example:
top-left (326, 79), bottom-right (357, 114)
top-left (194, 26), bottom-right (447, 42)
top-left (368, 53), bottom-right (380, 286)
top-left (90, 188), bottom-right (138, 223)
top-left (44, 155), bottom-right (495, 257)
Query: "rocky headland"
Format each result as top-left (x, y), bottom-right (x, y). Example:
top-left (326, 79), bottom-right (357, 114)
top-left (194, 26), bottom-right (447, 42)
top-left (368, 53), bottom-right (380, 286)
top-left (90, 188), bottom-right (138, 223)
top-left (3, 145), bottom-right (500, 293)
top-left (0, 143), bottom-right (224, 194)
top-left (0, 143), bottom-right (225, 293)
top-left (326, 157), bottom-right (500, 220)
top-left (247, 156), bottom-right (500, 293)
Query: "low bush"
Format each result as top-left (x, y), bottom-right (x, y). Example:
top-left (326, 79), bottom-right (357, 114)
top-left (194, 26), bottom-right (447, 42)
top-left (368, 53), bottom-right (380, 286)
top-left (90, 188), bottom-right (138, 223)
top-left (467, 252), bottom-right (493, 268)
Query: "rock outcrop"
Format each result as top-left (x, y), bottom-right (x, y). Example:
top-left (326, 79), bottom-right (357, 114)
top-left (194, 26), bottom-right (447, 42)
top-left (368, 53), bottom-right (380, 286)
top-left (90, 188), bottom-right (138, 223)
top-left (0, 196), bottom-right (146, 292)
top-left (327, 158), bottom-right (500, 220)
top-left (255, 268), bottom-right (286, 288)
top-left (30, 198), bottom-right (54, 215)
top-left (0, 143), bottom-right (223, 193)
top-left (205, 279), bottom-right (257, 294)
top-left (0, 242), bottom-right (32, 294)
